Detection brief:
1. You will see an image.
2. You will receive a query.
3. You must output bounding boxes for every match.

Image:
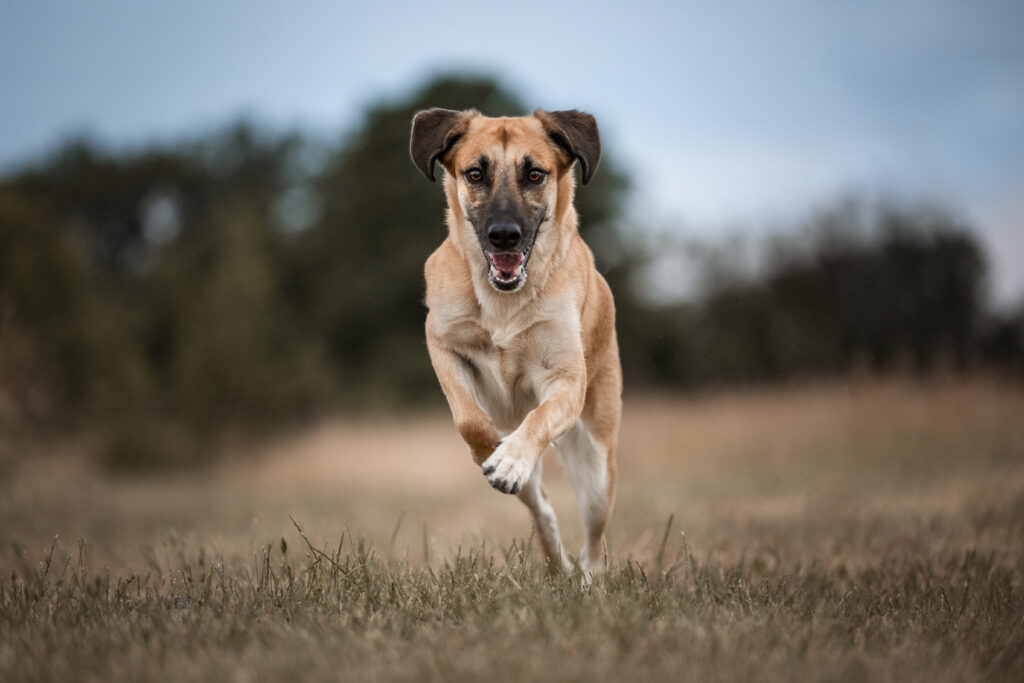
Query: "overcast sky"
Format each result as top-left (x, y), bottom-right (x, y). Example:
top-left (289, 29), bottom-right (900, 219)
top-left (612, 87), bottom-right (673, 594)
top-left (2, 1), bottom-right (1022, 304)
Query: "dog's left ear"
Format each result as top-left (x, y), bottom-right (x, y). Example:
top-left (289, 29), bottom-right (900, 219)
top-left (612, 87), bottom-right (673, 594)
top-left (534, 109), bottom-right (601, 185)
top-left (410, 108), bottom-right (474, 182)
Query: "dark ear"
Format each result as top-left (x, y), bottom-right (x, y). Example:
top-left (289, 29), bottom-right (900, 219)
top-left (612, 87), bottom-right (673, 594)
top-left (533, 109), bottom-right (601, 185)
top-left (410, 108), bottom-right (473, 182)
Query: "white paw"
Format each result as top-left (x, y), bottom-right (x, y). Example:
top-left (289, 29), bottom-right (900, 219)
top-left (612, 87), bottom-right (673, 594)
top-left (480, 438), bottom-right (534, 495)
top-left (578, 545), bottom-right (605, 586)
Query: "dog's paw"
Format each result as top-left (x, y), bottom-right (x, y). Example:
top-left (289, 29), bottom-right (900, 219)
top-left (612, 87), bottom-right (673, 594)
top-left (480, 439), bottom-right (533, 495)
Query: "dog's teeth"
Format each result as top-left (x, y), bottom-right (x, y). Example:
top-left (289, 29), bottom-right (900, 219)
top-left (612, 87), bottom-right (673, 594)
top-left (489, 261), bottom-right (526, 285)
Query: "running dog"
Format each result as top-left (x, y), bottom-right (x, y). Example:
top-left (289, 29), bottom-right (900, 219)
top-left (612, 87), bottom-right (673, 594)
top-left (410, 108), bottom-right (621, 577)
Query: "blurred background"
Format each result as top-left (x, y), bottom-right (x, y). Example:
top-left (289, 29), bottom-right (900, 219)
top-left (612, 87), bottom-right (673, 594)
top-left (0, 1), bottom-right (1022, 473)
top-left (4, 8), bottom-right (1024, 681)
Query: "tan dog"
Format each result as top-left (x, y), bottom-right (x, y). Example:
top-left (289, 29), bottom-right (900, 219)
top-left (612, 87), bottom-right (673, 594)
top-left (410, 108), bottom-right (621, 577)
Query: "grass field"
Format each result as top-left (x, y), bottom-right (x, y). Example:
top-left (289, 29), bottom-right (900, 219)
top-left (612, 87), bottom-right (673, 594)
top-left (2, 377), bottom-right (1023, 682)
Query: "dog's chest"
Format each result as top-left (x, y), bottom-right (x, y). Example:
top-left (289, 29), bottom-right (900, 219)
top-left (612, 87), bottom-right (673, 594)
top-left (450, 319), bottom-right (545, 430)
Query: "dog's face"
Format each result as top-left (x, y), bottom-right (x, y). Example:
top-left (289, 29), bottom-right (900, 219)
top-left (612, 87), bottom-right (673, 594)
top-left (411, 109), bottom-right (600, 293)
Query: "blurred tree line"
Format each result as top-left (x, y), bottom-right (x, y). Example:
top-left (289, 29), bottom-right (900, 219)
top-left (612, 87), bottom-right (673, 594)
top-left (620, 200), bottom-right (1024, 386)
top-left (1, 75), bottom-right (1021, 468)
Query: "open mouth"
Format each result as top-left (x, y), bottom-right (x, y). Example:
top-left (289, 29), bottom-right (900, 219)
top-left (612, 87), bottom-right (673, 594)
top-left (485, 250), bottom-right (530, 291)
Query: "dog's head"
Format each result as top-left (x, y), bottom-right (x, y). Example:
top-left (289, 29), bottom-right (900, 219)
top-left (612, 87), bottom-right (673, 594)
top-left (410, 109), bottom-right (600, 293)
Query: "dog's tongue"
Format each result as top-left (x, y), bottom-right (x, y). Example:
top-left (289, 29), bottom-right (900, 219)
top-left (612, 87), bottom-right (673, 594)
top-left (491, 252), bottom-right (524, 271)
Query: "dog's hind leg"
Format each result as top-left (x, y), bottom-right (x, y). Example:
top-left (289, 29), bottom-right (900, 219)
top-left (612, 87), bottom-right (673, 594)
top-left (517, 456), bottom-right (573, 576)
top-left (555, 422), bottom-right (612, 581)
top-left (557, 362), bottom-right (620, 582)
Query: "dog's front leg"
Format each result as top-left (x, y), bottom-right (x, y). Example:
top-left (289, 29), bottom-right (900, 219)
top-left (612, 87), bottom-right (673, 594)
top-left (482, 349), bottom-right (587, 495)
top-left (426, 333), bottom-right (502, 466)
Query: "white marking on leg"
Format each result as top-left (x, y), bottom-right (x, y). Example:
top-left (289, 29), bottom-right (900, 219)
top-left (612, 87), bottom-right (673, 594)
top-left (517, 458), bottom-right (572, 574)
top-left (555, 420), bottom-right (611, 581)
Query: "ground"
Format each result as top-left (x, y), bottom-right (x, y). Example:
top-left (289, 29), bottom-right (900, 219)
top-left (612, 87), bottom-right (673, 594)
top-left (1, 377), bottom-right (1023, 682)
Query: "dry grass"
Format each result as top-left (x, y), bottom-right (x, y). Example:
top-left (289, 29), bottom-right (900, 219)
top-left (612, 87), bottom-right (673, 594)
top-left (2, 376), bottom-right (1023, 682)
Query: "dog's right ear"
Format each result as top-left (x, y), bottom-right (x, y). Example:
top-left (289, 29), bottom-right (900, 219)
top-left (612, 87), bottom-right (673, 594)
top-left (410, 108), bottom-right (473, 182)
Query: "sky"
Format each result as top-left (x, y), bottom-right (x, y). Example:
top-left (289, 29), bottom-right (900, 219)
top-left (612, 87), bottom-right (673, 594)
top-left (2, 1), bottom-right (1023, 304)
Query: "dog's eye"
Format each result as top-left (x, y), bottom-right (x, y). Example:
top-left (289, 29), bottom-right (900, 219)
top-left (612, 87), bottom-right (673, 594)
top-left (465, 169), bottom-right (484, 183)
top-left (527, 169), bottom-right (546, 184)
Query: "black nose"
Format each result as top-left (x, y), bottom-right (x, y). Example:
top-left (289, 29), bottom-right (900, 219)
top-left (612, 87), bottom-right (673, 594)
top-left (487, 221), bottom-right (522, 250)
